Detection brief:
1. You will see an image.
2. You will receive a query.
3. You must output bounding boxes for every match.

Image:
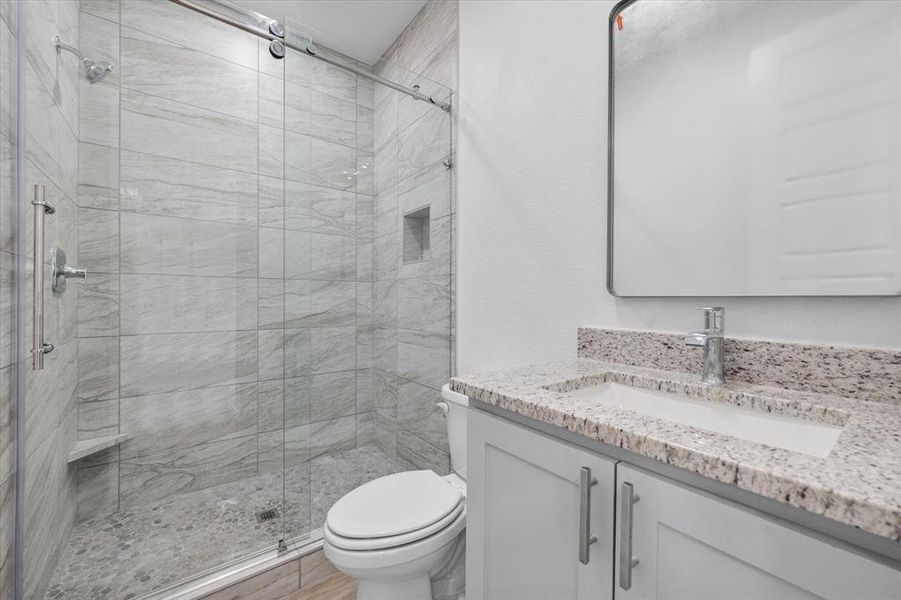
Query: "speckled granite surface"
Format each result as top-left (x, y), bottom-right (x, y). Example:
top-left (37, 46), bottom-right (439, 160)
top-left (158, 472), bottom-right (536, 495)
top-left (450, 360), bottom-right (901, 541)
top-left (578, 328), bottom-right (901, 405)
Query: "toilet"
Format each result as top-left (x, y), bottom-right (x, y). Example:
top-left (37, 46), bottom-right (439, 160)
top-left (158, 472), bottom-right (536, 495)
top-left (324, 384), bottom-right (469, 600)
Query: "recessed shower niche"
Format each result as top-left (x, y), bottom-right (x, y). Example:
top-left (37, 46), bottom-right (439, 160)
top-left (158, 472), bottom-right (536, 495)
top-left (404, 206), bottom-right (431, 263)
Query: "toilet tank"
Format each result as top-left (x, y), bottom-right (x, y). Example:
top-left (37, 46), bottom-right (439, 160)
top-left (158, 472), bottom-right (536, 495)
top-left (440, 384), bottom-right (469, 480)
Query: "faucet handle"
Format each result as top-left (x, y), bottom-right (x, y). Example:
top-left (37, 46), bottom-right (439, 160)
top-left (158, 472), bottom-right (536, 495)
top-left (694, 306), bottom-right (725, 333)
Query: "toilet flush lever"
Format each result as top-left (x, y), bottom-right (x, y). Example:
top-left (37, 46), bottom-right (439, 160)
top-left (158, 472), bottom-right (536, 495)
top-left (50, 247), bottom-right (87, 293)
top-left (436, 401), bottom-right (449, 416)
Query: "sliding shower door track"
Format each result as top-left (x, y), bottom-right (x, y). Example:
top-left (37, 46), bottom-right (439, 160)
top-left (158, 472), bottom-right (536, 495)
top-left (166, 0), bottom-right (452, 112)
top-left (135, 530), bottom-right (323, 600)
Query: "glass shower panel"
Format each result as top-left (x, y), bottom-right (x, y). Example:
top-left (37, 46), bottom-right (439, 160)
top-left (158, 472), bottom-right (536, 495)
top-left (282, 16), bottom-right (454, 540)
top-left (16, 1), bottom-right (291, 598)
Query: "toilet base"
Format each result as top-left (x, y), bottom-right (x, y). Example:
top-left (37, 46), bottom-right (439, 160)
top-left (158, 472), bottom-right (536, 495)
top-left (357, 575), bottom-right (432, 600)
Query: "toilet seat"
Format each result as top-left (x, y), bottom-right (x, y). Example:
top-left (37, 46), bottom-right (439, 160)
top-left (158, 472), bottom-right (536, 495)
top-left (326, 501), bottom-right (464, 551)
top-left (325, 470), bottom-right (464, 552)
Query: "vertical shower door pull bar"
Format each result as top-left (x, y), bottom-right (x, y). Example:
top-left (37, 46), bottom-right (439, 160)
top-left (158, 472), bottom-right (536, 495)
top-left (579, 466), bottom-right (598, 565)
top-left (31, 184), bottom-right (55, 369)
top-left (619, 481), bottom-right (640, 590)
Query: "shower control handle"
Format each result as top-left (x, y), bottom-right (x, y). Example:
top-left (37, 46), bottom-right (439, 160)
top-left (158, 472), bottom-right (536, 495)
top-left (50, 247), bottom-right (87, 293)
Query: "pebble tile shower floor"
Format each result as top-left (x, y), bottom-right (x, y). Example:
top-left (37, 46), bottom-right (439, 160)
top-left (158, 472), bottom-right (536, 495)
top-left (45, 446), bottom-right (406, 599)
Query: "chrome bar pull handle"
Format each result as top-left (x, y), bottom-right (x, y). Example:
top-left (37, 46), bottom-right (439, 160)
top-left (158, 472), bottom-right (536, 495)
top-left (31, 184), bottom-right (55, 370)
top-left (578, 466), bottom-right (598, 565)
top-left (619, 481), bottom-right (640, 590)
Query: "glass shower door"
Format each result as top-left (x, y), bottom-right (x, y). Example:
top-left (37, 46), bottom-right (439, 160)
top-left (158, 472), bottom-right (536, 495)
top-left (15, 1), bottom-right (294, 598)
top-left (281, 16), bottom-right (454, 541)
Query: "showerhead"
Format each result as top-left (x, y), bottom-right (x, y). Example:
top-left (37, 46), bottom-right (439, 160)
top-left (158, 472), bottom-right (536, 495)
top-left (53, 36), bottom-right (114, 84)
top-left (83, 58), bottom-right (113, 84)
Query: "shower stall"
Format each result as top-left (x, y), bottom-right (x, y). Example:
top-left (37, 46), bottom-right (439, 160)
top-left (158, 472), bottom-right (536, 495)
top-left (0, 0), bottom-right (456, 597)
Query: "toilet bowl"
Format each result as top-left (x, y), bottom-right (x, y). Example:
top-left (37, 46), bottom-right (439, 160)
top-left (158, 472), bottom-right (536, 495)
top-left (323, 384), bottom-right (469, 600)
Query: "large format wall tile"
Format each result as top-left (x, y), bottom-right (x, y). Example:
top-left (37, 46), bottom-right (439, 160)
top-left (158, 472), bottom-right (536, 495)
top-left (397, 379), bottom-right (446, 450)
top-left (119, 434), bottom-right (258, 506)
top-left (78, 207), bottom-right (118, 273)
top-left (79, 80), bottom-right (119, 149)
top-left (285, 180), bottom-right (356, 235)
top-left (285, 130), bottom-right (356, 190)
top-left (310, 415), bottom-right (355, 459)
top-left (120, 212), bottom-right (258, 278)
top-left (120, 383), bottom-right (257, 458)
top-left (398, 107), bottom-right (449, 184)
top-left (383, 0), bottom-right (457, 74)
top-left (121, 26), bottom-right (258, 121)
top-left (259, 73), bottom-right (284, 129)
top-left (119, 274), bottom-right (258, 335)
top-left (120, 331), bottom-right (257, 397)
top-left (311, 327), bottom-right (356, 374)
top-left (397, 276), bottom-right (450, 334)
top-left (397, 328), bottom-right (449, 390)
top-left (78, 142), bottom-right (119, 210)
top-left (76, 461), bottom-right (118, 520)
top-left (120, 151), bottom-right (258, 225)
top-left (78, 273), bottom-right (119, 337)
top-left (397, 427), bottom-right (448, 474)
top-left (121, 0), bottom-right (258, 70)
top-left (310, 370), bottom-right (356, 423)
top-left (0, 366), bottom-right (14, 482)
top-left (80, 11), bottom-right (119, 86)
top-left (81, 0), bottom-right (119, 23)
top-left (286, 83), bottom-right (356, 148)
top-left (26, 63), bottom-right (78, 200)
top-left (258, 331), bottom-right (285, 382)
top-left (77, 399), bottom-right (118, 439)
top-left (295, 280), bottom-right (356, 329)
top-left (259, 175), bottom-right (285, 229)
top-left (310, 233), bottom-right (355, 281)
top-left (399, 160), bottom-right (451, 220)
top-left (77, 336), bottom-right (118, 402)
top-left (121, 89), bottom-right (258, 173)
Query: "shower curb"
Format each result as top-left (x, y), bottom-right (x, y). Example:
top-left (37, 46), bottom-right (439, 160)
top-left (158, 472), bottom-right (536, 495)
top-left (137, 533), bottom-right (324, 600)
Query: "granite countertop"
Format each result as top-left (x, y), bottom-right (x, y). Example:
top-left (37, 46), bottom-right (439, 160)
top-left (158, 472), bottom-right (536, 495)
top-left (450, 359), bottom-right (901, 542)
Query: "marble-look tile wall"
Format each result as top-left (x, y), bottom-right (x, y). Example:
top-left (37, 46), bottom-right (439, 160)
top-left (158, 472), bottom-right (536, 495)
top-left (75, 0), bottom-right (380, 535)
top-left (0, 2), bottom-right (16, 597)
top-left (12, 0), bottom-right (83, 597)
top-left (371, 0), bottom-right (457, 473)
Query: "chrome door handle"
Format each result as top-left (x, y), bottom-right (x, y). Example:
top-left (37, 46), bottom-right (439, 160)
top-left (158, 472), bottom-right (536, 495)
top-left (578, 466), bottom-right (598, 565)
top-left (31, 184), bottom-right (55, 370)
top-left (619, 481), bottom-right (640, 590)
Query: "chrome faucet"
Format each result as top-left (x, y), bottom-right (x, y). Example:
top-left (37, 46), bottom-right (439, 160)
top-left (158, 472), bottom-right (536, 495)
top-left (684, 307), bottom-right (725, 385)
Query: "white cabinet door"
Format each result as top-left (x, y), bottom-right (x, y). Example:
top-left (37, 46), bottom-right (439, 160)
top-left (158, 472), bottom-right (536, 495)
top-left (467, 409), bottom-right (616, 600)
top-left (615, 465), bottom-right (901, 600)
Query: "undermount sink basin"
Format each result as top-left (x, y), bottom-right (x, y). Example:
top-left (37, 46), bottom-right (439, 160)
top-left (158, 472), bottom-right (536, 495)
top-left (563, 383), bottom-right (843, 458)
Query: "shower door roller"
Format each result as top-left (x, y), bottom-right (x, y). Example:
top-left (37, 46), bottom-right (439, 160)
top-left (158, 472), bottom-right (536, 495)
top-left (269, 40), bottom-right (285, 59)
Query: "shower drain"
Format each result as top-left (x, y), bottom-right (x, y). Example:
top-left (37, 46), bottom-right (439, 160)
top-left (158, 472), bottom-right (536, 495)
top-left (256, 508), bottom-right (280, 522)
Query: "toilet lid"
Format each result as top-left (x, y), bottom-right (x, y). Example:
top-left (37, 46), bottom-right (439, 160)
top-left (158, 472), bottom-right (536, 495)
top-left (326, 471), bottom-right (463, 539)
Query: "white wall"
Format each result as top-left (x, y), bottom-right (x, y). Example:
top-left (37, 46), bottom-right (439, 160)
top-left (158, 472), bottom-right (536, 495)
top-left (456, 0), bottom-right (901, 375)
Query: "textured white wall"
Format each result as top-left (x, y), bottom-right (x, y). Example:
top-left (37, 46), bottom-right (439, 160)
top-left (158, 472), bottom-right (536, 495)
top-left (456, 0), bottom-right (901, 375)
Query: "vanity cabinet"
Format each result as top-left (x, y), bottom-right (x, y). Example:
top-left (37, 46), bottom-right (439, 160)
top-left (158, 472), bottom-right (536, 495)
top-left (615, 465), bottom-right (901, 600)
top-left (466, 409), bottom-right (616, 600)
top-left (468, 409), bottom-right (901, 600)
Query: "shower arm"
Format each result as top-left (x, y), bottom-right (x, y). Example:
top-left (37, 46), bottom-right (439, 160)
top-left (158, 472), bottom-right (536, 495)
top-left (53, 36), bottom-right (86, 63)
